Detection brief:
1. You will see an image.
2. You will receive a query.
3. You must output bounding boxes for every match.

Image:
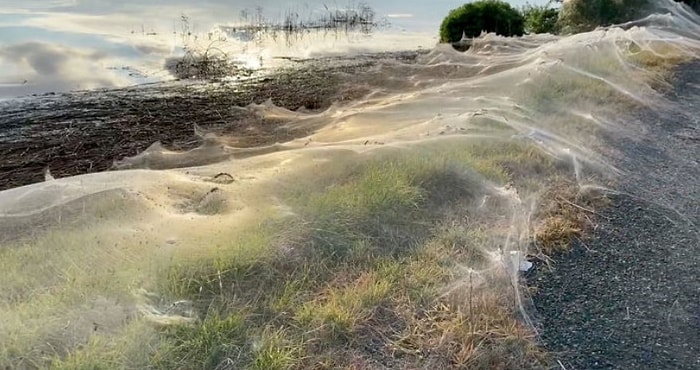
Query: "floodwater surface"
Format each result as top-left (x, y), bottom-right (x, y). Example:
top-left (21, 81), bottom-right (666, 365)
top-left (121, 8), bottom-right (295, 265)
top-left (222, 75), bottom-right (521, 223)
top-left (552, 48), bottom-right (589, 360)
top-left (0, 0), bottom-right (547, 99)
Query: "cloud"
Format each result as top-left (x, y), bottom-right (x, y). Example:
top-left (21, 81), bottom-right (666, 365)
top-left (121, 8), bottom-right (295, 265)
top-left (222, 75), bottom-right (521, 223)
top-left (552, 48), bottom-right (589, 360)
top-left (1, 41), bottom-right (105, 74)
top-left (0, 41), bottom-right (131, 98)
top-left (20, 12), bottom-right (139, 36)
top-left (17, 11), bottom-right (188, 57)
top-left (1, 0), bottom-right (78, 11)
top-left (4, 43), bottom-right (80, 73)
top-left (127, 39), bottom-right (173, 56)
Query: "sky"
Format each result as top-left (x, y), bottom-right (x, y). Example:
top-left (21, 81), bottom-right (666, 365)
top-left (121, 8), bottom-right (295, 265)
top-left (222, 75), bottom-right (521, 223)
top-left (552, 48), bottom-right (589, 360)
top-left (0, 0), bottom-right (552, 98)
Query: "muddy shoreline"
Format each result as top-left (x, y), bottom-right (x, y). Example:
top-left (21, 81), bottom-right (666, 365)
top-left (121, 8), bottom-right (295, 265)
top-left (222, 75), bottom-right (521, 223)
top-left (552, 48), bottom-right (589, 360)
top-left (0, 50), bottom-right (424, 191)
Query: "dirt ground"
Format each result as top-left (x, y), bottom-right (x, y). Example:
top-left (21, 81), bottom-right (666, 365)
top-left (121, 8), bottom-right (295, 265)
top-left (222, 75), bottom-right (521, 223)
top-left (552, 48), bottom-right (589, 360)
top-left (0, 51), bottom-right (422, 191)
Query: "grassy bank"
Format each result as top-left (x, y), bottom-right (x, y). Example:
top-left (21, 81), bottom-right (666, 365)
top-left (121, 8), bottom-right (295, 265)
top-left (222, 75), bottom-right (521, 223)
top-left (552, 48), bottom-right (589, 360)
top-left (2, 30), bottom-right (693, 369)
top-left (29, 138), bottom-right (602, 370)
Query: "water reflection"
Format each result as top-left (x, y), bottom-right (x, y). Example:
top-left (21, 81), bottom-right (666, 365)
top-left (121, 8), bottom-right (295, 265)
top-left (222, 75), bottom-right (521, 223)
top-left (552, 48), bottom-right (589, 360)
top-left (0, 0), bottom-right (544, 98)
top-left (166, 3), bottom-right (390, 80)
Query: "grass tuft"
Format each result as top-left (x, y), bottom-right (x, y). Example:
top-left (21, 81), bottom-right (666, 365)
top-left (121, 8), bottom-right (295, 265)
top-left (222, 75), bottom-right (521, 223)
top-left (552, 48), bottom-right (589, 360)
top-left (251, 327), bottom-right (303, 370)
top-left (141, 150), bottom-right (556, 369)
top-left (153, 314), bottom-right (247, 370)
top-left (3, 140), bottom-right (572, 369)
top-left (534, 180), bottom-right (609, 255)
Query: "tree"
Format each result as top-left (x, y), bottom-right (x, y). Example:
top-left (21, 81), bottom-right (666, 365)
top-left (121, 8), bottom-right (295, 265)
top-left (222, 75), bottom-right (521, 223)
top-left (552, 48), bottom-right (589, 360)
top-left (439, 0), bottom-right (525, 43)
top-left (556, 0), bottom-right (700, 34)
top-left (523, 2), bottom-right (560, 34)
top-left (556, 0), bottom-right (651, 34)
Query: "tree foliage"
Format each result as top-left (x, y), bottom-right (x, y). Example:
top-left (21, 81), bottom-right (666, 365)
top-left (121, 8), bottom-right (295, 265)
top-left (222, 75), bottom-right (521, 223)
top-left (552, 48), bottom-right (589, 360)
top-left (556, 0), bottom-right (699, 34)
top-left (523, 3), bottom-right (560, 34)
top-left (556, 0), bottom-right (652, 34)
top-left (439, 0), bottom-right (525, 43)
top-left (439, 0), bottom-right (699, 43)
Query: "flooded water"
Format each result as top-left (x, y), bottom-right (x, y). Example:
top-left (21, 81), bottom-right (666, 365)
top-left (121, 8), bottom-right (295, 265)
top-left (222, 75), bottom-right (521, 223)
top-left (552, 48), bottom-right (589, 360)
top-left (0, 0), bottom-right (547, 99)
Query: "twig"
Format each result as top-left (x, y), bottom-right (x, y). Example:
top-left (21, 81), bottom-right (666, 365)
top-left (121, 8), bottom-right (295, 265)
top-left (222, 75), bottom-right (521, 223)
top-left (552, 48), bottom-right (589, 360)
top-left (574, 236), bottom-right (596, 253)
top-left (557, 196), bottom-right (610, 220)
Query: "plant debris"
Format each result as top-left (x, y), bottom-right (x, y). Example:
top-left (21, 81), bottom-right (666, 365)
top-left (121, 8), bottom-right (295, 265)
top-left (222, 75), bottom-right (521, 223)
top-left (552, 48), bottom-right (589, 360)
top-left (0, 51), bottom-right (424, 191)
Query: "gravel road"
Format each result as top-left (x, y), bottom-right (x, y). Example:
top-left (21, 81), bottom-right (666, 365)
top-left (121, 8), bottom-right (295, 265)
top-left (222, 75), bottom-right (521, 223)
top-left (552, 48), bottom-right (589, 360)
top-left (530, 63), bottom-right (700, 369)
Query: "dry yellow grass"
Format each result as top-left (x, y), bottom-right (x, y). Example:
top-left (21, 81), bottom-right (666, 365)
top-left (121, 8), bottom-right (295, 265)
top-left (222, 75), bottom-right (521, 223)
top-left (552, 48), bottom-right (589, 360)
top-left (533, 180), bottom-right (610, 255)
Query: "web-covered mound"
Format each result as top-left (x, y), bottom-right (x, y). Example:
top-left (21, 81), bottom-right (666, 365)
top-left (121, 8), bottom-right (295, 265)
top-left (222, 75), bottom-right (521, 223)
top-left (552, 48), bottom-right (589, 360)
top-left (1, 1), bottom-right (699, 368)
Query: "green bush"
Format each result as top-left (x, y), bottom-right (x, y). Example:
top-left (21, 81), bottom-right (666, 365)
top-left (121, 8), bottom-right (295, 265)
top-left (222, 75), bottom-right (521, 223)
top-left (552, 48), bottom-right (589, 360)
top-left (439, 0), bottom-right (525, 43)
top-left (555, 0), bottom-right (699, 34)
top-left (556, 0), bottom-right (651, 33)
top-left (523, 3), bottom-right (559, 34)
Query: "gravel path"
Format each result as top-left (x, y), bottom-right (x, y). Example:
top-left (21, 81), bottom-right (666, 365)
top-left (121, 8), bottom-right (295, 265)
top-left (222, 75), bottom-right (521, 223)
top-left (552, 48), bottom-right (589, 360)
top-left (530, 63), bottom-right (700, 369)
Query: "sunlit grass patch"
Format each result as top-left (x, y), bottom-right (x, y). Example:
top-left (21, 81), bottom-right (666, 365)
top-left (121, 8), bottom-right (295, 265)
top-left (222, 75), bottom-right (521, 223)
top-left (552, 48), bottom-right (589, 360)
top-left (295, 271), bottom-right (393, 341)
top-left (250, 327), bottom-right (304, 370)
top-left (50, 336), bottom-right (123, 370)
top-left (523, 38), bottom-right (694, 117)
top-left (0, 227), bottom-right (152, 369)
top-left (136, 144), bottom-right (561, 369)
top-left (624, 40), bottom-right (693, 72)
top-left (49, 320), bottom-right (157, 370)
top-left (296, 161), bottom-right (427, 258)
top-left (1, 131), bottom-right (575, 369)
top-left (157, 227), bottom-right (275, 301)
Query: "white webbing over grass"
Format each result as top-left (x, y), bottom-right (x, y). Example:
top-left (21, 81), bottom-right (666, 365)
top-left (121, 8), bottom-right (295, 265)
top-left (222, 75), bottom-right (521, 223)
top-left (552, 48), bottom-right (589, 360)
top-left (1, 0), bottom-right (698, 367)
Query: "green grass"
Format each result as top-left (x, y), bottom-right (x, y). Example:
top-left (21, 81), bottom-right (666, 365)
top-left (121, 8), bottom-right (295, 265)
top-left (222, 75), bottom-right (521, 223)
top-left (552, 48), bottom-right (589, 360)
top-left (0, 136), bottom-right (568, 369)
top-left (0, 226), bottom-right (151, 369)
top-left (514, 38), bottom-right (693, 150)
top-left (132, 144), bottom-right (558, 369)
top-left (47, 319), bottom-right (158, 370)
top-left (153, 313), bottom-right (247, 369)
top-left (1, 28), bottom-right (692, 368)
top-left (2, 110), bottom-right (621, 370)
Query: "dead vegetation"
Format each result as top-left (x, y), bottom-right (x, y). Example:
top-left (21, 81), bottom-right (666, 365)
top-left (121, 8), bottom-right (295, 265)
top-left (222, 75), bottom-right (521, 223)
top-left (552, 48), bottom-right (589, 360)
top-left (222, 2), bottom-right (383, 43)
top-left (533, 180), bottom-right (611, 256)
top-left (0, 51), bottom-right (422, 191)
top-left (165, 42), bottom-right (254, 81)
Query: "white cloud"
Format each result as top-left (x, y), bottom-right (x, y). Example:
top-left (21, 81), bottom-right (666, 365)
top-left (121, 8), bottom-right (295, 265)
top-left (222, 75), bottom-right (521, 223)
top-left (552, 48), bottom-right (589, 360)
top-left (0, 0), bottom-right (78, 11)
top-left (0, 41), bottom-right (132, 97)
top-left (13, 9), bottom-right (176, 54)
top-left (20, 12), bottom-right (143, 36)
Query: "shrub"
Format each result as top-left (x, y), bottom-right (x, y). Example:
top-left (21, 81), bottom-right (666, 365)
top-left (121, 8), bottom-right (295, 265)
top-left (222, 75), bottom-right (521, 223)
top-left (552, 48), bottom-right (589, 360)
top-left (554, 0), bottom-right (699, 35)
top-left (439, 0), bottom-right (525, 43)
top-left (556, 0), bottom-right (651, 33)
top-left (523, 3), bottom-right (560, 34)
